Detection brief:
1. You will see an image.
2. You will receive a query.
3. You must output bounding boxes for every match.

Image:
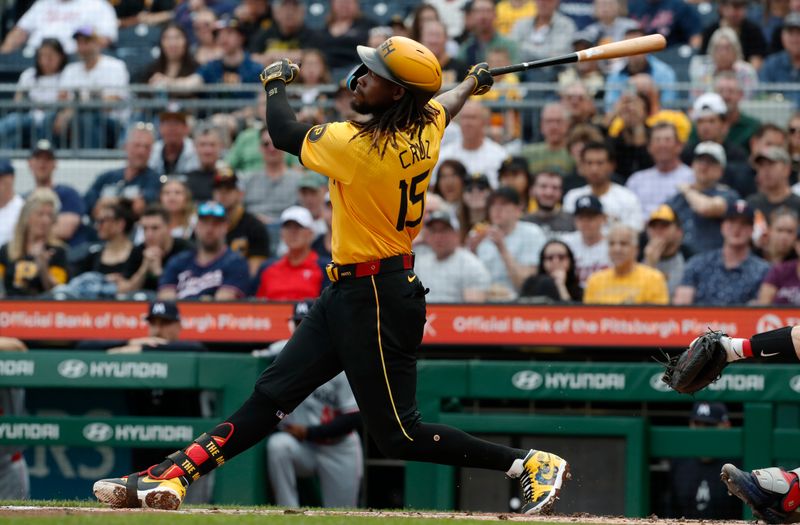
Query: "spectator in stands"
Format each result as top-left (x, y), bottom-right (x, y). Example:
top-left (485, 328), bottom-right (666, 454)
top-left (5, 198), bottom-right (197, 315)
top-left (761, 13), bottom-right (800, 107)
top-left (520, 239), bottom-right (582, 302)
top-left (494, 0), bottom-right (536, 36)
top-left (84, 123), bottom-right (159, 217)
top-left (160, 179), bottom-right (196, 240)
top-left (692, 29), bottom-right (758, 101)
top-left (754, 207), bottom-right (799, 265)
top-left (713, 72), bottom-right (761, 153)
top-left (559, 81), bottom-right (599, 129)
top-left (175, 0), bottom-right (236, 46)
top-left (0, 0), bottom-right (118, 55)
top-left (297, 172), bottom-right (329, 240)
top-left (309, 0), bottom-right (374, 72)
top-left (433, 159), bottom-right (467, 217)
top-left (748, 147), bottom-right (800, 225)
top-left (416, 210), bottom-right (491, 303)
top-left (27, 140), bottom-right (84, 246)
top-left (159, 201), bottom-right (249, 300)
top-left (243, 128), bottom-right (302, 225)
top-left (409, 3), bottom-right (441, 42)
top-left (253, 206), bottom-right (328, 300)
top-left (560, 194), bottom-right (610, 286)
top-left (523, 169), bottom-right (575, 237)
top-left (746, 123), bottom-right (790, 199)
top-left (605, 91), bottom-right (653, 181)
top-left (604, 27), bottom-right (677, 111)
top-left (674, 200), bottom-right (769, 305)
top-left (628, 0), bottom-right (702, 48)
top-left (198, 18), bottom-right (262, 98)
top-left (148, 104), bottom-right (200, 178)
top-left (564, 123), bottom-right (606, 191)
top-left (788, 113), bottom-right (800, 174)
top-left (258, 299), bottom-right (361, 509)
top-left (510, 0), bottom-right (576, 64)
top-left (184, 125), bottom-right (225, 202)
top-left (584, 223), bottom-right (669, 304)
top-left (472, 187), bottom-right (546, 300)
top-left (250, 0), bottom-right (313, 65)
top-left (564, 141), bottom-right (644, 230)
top-left (55, 27), bottom-right (130, 149)
top-left (104, 301), bottom-right (204, 353)
top-left (760, 0), bottom-right (792, 51)
top-left (72, 200), bottom-right (135, 282)
top-left (0, 39), bottom-right (67, 149)
top-left (557, 37), bottom-right (606, 100)
top-left (191, 9), bottom-right (223, 65)
top-left (462, 174), bottom-right (492, 243)
top-left (621, 73), bottom-right (691, 143)
top-left (225, 92), bottom-right (268, 173)
top-left (581, 0), bottom-right (639, 46)
top-left (520, 102), bottom-right (574, 177)
top-left (427, 0), bottom-right (469, 43)
top-left (234, 0), bottom-right (271, 37)
top-left (290, 49), bottom-right (332, 126)
top-left (458, 0), bottom-right (517, 65)
top-left (114, 0), bottom-right (175, 28)
top-left (437, 101), bottom-right (507, 187)
top-left (140, 24), bottom-right (202, 90)
top-left (117, 205), bottom-right (193, 296)
top-left (626, 122), bottom-right (694, 221)
top-left (682, 92), bottom-right (749, 196)
top-left (0, 188), bottom-right (68, 297)
top-left (701, 0), bottom-right (767, 69)
top-left (0, 161), bottom-right (24, 250)
top-left (757, 221), bottom-right (800, 305)
top-left (420, 19), bottom-right (468, 86)
top-left (668, 142), bottom-right (739, 255)
top-left (497, 157), bottom-right (532, 212)
top-left (641, 204), bottom-right (687, 296)
top-left (211, 168), bottom-right (270, 276)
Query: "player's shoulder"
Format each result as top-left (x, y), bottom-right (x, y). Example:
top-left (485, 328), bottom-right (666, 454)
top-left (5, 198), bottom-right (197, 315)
top-left (305, 121), bottom-right (357, 144)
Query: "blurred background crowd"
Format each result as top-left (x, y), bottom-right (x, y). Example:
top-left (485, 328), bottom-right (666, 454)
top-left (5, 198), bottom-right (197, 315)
top-left (2, 0), bottom-right (800, 306)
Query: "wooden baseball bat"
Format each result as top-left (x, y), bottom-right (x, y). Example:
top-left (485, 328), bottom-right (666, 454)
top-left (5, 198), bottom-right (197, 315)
top-left (488, 34), bottom-right (667, 77)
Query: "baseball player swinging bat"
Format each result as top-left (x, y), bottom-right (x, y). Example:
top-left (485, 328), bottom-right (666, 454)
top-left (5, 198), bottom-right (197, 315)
top-left (488, 34), bottom-right (667, 77)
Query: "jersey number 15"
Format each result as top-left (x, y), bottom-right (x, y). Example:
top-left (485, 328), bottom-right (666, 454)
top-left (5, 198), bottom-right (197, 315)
top-left (395, 171), bottom-right (428, 231)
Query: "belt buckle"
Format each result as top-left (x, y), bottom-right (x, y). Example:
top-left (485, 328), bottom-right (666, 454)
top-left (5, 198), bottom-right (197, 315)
top-left (325, 263), bottom-right (339, 282)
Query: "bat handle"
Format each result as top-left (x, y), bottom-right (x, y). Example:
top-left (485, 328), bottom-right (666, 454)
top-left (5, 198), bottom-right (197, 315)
top-left (489, 63), bottom-right (529, 77)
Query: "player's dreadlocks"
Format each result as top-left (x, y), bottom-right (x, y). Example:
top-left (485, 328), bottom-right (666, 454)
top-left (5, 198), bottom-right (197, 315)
top-left (350, 93), bottom-right (440, 159)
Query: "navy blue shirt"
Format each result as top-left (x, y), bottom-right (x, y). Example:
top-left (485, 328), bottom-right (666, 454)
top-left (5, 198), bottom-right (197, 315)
top-left (760, 51), bottom-right (800, 107)
top-left (84, 168), bottom-right (161, 213)
top-left (628, 0), bottom-right (702, 47)
top-left (159, 247), bottom-right (249, 299)
top-left (681, 249), bottom-right (770, 305)
top-left (667, 185), bottom-right (740, 256)
top-left (198, 55), bottom-right (263, 99)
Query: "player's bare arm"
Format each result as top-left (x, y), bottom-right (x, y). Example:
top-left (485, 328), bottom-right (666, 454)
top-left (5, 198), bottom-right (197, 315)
top-left (435, 62), bottom-right (493, 122)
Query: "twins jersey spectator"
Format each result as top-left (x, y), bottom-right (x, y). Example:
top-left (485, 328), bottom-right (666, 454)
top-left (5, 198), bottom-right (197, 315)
top-left (560, 195), bottom-right (610, 286)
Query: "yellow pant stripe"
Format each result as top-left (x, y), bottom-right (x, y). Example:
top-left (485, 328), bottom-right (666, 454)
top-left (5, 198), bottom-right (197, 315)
top-left (370, 275), bottom-right (413, 442)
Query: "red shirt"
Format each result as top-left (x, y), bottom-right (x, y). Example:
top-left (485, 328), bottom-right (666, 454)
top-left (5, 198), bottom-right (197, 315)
top-left (255, 251), bottom-right (325, 300)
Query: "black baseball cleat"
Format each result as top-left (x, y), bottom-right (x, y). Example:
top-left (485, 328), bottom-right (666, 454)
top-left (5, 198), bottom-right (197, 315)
top-left (94, 467), bottom-right (188, 510)
top-left (721, 463), bottom-right (800, 523)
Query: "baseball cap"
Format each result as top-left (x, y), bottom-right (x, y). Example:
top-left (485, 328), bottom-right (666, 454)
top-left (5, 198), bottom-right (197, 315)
top-left (291, 299), bottom-right (315, 323)
top-left (425, 210), bottom-right (460, 231)
top-left (146, 301), bottom-right (180, 323)
top-left (298, 171), bottom-right (328, 190)
top-left (498, 156), bottom-right (530, 177)
top-left (197, 201), bottom-right (227, 220)
top-left (214, 17), bottom-right (246, 35)
top-left (690, 401), bottom-right (729, 425)
top-left (724, 199), bottom-right (755, 224)
top-left (0, 159), bottom-right (14, 176)
top-left (785, 12), bottom-right (800, 29)
top-left (212, 165), bottom-right (240, 189)
top-left (159, 102), bottom-right (188, 123)
top-left (73, 26), bottom-right (98, 39)
top-left (464, 173), bottom-right (491, 191)
top-left (648, 204), bottom-right (677, 224)
top-left (693, 141), bottom-right (727, 168)
top-left (574, 194), bottom-right (603, 216)
top-left (692, 92), bottom-right (727, 120)
top-left (280, 205), bottom-right (314, 229)
top-left (753, 146), bottom-right (791, 164)
top-left (31, 139), bottom-right (55, 158)
top-left (488, 186), bottom-right (521, 207)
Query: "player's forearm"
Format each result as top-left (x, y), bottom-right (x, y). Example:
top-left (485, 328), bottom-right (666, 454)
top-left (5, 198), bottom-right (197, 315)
top-left (265, 81), bottom-right (311, 157)
top-left (434, 79), bottom-right (475, 121)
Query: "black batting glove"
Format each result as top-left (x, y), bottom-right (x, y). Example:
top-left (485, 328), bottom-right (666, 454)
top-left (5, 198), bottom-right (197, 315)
top-left (466, 62), bottom-right (493, 96)
top-left (259, 59), bottom-right (300, 88)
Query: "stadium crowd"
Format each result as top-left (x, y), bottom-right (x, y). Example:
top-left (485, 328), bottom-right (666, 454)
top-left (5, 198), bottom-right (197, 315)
top-left (3, 0), bottom-right (800, 306)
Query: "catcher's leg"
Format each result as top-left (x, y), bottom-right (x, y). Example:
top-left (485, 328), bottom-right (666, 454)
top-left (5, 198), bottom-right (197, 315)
top-left (721, 463), bottom-right (800, 523)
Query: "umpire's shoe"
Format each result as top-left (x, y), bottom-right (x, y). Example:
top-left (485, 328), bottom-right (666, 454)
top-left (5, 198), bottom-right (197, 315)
top-left (93, 466), bottom-right (188, 510)
top-left (516, 449), bottom-right (570, 514)
top-left (721, 463), bottom-right (800, 523)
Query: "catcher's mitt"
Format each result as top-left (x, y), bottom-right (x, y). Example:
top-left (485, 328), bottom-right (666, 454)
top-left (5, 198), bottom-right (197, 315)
top-left (661, 330), bottom-right (730, 394)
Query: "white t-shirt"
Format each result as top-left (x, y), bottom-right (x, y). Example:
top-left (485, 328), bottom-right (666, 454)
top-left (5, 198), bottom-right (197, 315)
top-left (560, 231), bottom-right (610, 287)
top-left (425, 0), bottom-right (469, 42)
top-left (625, 163), bottom-right (694, 223)
top-left (563, 183), bottom-right (644, 231)
top-left (477, 221), bottom-right (546, 296)
top-left (415, 247), bottom-right (491, 303)
top-left (436, 137), bottom-right (508, 188)
top-left (17, 68), bottom-right (61, 105)
top-left (60, 55), bottom-right (130, 101)
top-left (0, 195), bottom-right (24, 248)
top-left (17, 0), bottom-right (118, 55)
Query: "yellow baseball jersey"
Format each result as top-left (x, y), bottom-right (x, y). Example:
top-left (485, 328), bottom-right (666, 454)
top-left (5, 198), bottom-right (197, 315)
top-left (583, 264), bottom-right (669, 305)
top-left (300, 100), bottom-right (448, 264)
